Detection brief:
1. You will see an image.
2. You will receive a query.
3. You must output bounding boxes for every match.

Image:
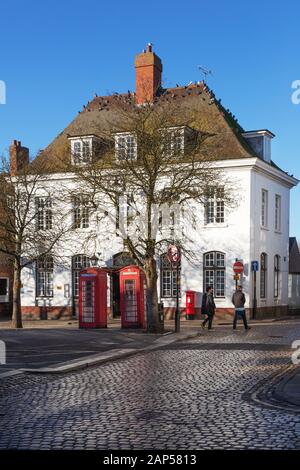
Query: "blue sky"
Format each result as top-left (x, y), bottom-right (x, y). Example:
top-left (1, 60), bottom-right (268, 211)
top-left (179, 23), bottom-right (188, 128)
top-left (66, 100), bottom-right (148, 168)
top-left (1, 0), bottom-right (300, 238)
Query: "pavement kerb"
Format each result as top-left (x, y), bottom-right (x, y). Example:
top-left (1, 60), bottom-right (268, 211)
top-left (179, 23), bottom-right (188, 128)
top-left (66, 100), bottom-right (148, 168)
top-left (243, 363), bottom-right (300, 413)
top-left (272, 365), bottom-right (300, 408)
top-left (20, 330), bottom-right (200, 375)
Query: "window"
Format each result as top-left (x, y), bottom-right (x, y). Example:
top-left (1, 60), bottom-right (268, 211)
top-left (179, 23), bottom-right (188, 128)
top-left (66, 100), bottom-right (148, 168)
top-left (205, 189), bottom-right (225, 224)
top-left (275, 195), bottom-right (281, 231)
top-left (35, 197), bottom-right (52, 230)
top-left (73, 196), bottom-right (90, 229)
top-left (71, 139), bottom-right (92, 165)
top-left (162, 128), bottom-right (184, 156)
top-left (274, 255), bottom-right (280, 298)
top-left (260, 253), bottom-right (267, 298)
top-left (72, 255), bottom-right (90, 298)
top-left (203, 251), bottom-right (225, 297)
top-left (36, 256), bottom-right (54, 297)
top-left (115, 133), bottom-right (137, 160)
top-left (261, 189), bottom-right (268, 228)
top-left (160, 254), bottom-right (181, 298)
top-left (0, 278), bottom-right (9, 303)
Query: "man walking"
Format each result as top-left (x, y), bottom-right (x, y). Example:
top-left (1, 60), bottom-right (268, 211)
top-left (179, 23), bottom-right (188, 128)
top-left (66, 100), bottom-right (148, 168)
top-left (201, 286), bottom-right (216, 330)
top-left (232, 285), bottom-right (251, 330)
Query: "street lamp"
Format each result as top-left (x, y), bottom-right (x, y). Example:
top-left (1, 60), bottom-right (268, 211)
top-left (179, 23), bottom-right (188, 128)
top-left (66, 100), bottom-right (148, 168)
top-left (90, 254), bottom-right (99, 267)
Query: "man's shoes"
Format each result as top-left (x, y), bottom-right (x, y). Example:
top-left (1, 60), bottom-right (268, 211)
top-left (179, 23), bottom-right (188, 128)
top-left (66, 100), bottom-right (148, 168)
top-left (245, 326), bottom-right (251, 330)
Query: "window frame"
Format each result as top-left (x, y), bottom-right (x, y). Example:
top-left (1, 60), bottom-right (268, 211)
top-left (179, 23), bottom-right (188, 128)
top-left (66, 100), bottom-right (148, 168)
top-left (160, 254), bottom-right (181, 299)
top-left (72, 195), bottom-right (90, 229)
top-left (35, 196), bottom-right (53, 231)
top-left (36, 256), bottom-right (54, 298)
top-left (261, 189), bottom-right (268, 228)
top-left (260, 252), bottom-right (267, 299)
top-left (203, 251), bottom-right (226, 298)
top-left (0, 277), bottom-right (9, 303)
top-left (275, 194), bottom-right (281, 232)
top-left (70, 138), bottom-right (93, 165)
top-left (115, 133), bottom-right (137, 161)
top-left (274, 254), bottom-right (280, 298)
top-left (72, 254), bottom-right (91, 299)
top-left (204, 189), bottom-right (225, 225)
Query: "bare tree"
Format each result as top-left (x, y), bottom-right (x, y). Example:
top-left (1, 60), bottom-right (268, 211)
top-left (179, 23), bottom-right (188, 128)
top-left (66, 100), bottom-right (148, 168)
top-left (0, 159), bottom-right (72, 328)
top-left (69, 98), bottom-right (236, 332)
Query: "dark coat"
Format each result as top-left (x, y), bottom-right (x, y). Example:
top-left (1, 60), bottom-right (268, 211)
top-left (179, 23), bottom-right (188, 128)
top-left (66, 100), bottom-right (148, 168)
top-left (202, 292), bottom-right (216, 315)
top-left (232, 291), bottom-right (246, 308)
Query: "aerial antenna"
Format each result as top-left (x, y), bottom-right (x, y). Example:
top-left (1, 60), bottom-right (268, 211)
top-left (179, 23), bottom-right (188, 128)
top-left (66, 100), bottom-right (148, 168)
top-left (198, 65), bottom-right (212, 81)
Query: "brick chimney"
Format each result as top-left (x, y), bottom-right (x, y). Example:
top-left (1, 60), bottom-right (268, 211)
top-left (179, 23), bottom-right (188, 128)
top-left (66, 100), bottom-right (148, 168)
top-left (135, 43), bottom-right (162, 104)
top-left (9, 140), bottom-right (29, 176)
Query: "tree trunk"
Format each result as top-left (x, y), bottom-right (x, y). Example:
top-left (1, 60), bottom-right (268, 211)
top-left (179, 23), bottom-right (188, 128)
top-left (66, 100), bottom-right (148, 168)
top-left (144, 257), bottom-right (162, 333)
top-left (11, 261), bottom-right (22, 329)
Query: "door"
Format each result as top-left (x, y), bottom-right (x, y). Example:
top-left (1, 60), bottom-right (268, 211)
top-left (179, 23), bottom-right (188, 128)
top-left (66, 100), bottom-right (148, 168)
top-left (112, 272), bottom-right (120, 318)
top-left (124, 279), bottom-right (138, 324)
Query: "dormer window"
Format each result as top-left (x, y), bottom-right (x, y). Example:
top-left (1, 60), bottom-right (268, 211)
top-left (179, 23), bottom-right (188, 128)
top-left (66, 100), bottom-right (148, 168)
top-left (242, 130), bottom-right (275, 163)
top-left (162, 126), bottom-right (195, 157)
top-left (115, 133), bottom-right (137, 160)
top-left (68, 135), bottom-right (100, 165)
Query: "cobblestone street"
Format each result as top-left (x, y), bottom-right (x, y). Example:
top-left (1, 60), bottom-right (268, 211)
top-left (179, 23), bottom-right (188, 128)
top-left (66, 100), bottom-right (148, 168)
top-left (1, 321), bottom-right (300, 450)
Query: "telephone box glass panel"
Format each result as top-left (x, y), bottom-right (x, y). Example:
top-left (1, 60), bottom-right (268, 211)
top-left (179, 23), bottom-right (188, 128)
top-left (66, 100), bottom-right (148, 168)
top-left (82, 280), bottom-right (95, 323)
top-left (124, 279), bottom-right (138, 322)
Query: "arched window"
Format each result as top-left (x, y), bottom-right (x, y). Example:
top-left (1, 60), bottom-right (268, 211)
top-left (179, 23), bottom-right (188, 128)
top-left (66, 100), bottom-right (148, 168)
top-left (36, 256), bottom-right (54, 297)
top-left (160, 254), bottom-right (181, 298)
top-left (274, 255), bottom-right (280, 298)
top-left (203, 252), bottom-right (225, 297)
top-left (260, 253), bottom-right (267, 298)
top-left (72, 255), bottom-right (90, 298)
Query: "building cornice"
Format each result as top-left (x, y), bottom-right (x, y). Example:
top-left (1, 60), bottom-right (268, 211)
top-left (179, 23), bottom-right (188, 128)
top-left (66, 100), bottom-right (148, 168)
top-left (35, 157), bottom-right (299, 189)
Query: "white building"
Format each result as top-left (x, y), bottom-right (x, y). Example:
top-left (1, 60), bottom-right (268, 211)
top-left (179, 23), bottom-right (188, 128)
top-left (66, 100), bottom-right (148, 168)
top-left (13, 45), bottom-right (298, 321)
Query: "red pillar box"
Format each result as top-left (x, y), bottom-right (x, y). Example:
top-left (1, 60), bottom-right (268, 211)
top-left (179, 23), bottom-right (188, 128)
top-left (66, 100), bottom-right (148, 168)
top-left (79, 268), bottom-right (107, 328)
top-left (186, 290), bottom-right (196, 320)
top-left (119, 265), bottom-right (146, 329)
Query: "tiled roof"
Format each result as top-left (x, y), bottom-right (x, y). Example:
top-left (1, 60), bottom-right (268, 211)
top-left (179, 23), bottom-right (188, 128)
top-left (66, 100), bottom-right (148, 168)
top-left (32, 82), bottom-right (265, 173)
top-left (33, 82), bottom-right (257, 172)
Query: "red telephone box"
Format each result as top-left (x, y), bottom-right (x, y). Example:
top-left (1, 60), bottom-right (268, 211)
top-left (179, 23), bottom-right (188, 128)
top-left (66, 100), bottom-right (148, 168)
top-left (186, 290), bottom-right (196, 320)
top-left (79, 267), bottom-right (107, 328)
top-left (119, 265), bottom-right (146, 329)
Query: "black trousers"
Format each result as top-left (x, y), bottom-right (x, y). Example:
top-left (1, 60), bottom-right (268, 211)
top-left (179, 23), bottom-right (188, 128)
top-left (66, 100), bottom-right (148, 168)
top-left (203, 313), bottom-right (214, 329)
top-left (233, 309), bottom-right (248, 329)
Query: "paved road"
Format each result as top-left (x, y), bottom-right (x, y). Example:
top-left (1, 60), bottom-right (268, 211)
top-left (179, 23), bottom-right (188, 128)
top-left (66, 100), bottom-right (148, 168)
top-left (0, 328), bottom-right (166, 373)
top-left (0, 321), bottom-right (300, 450)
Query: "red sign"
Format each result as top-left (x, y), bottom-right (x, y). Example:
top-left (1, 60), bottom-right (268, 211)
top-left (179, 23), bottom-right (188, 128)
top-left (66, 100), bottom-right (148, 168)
top-left (168, 245), bottom-right (181, 264)
top-left (233, 261), bottom-right (244, 274)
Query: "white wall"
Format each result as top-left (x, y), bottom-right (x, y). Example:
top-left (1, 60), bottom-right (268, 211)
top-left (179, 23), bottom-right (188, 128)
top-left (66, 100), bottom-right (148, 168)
top-left (250, 166), bottom-right (290, 310)
top-left (20, 159), bottom-right (296, 314)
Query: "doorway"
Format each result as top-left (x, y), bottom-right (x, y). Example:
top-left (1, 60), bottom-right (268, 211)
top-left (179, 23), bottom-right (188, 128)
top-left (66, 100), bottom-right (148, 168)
top-left (112, 272), bottom-right (120, 318)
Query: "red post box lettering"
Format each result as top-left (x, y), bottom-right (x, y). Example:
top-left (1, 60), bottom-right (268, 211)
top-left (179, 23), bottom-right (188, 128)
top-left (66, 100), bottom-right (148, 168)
top-left (79, 267), bottom-right (107, 328)
top-left (186, 290), bottom-right (196, 319)
top-left (119, 265), bottom-right (146, 329)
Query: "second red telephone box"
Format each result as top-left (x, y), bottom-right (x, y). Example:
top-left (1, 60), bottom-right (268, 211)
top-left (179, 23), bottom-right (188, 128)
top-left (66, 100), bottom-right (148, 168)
top-left (119, 266), bottom-right (146, 329)
top-left (79, 267), bottom-right (107, 328)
